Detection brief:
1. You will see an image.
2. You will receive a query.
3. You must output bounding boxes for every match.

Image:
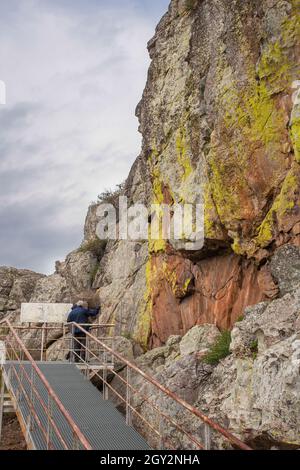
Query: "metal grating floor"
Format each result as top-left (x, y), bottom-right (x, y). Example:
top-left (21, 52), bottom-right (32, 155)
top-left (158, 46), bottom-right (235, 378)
top-left (4, 361), bottom-right (150, 450)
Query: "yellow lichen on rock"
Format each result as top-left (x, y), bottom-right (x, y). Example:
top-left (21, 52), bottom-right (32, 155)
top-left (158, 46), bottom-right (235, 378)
top-left (255, 166), bottom-right (299, 248)
top-left (291, 116), bottom-right (300, 163)
top-left (205, 3), bottom-right (300, 255)
top-left (176, 127), bottom-right (193, 181)
top-left (134, 259), bottom-right (154, 349)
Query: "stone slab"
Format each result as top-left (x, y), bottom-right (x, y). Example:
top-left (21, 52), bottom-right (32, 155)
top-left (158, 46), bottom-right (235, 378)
top-left (20, 303), bottom-right (73, 323)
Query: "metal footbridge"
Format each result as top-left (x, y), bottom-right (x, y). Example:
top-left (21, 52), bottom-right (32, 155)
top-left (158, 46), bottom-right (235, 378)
top-left (0, 320), bottom-right (252, 451)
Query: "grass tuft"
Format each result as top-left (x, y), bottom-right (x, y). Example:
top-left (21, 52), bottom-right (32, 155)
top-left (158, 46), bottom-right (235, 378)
top-left (203, 330), bottom-right (231, 365)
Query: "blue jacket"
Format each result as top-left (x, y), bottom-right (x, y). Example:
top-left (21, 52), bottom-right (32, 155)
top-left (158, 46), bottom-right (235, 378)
top-left (67, 305), bottom-right (100, 334)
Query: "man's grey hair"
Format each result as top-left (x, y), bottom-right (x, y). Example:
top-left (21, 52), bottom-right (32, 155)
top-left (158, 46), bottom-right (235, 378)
top-left (77, 300), bottom-right (88, 309)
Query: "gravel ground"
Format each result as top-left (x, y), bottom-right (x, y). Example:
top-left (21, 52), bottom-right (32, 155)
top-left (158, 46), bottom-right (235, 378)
top-left (0, 414), bottom-right (26, 450)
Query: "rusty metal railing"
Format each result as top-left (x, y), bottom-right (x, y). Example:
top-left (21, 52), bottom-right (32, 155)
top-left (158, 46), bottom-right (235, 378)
top-left (0, 322), bottom-right (114, 362)
top-left (0, 319), bottom-right (252, 451)
top-left (70, 322), bottom-right (252, 451)
top-left (0, 320), bottom-right (92, 450)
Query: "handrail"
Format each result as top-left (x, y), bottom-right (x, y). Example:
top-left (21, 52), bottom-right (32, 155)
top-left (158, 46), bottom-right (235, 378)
top-left (1, 319), bottom-right (92, 450)
top-left (4, 345), bottom-right (69, 449)
top-left (0, 321), bottom-right (114, 330)
top-left (0, 318), bottom-right (252, 450)
top-left (73, 322), bottom-right (252, 451)
top-left (75, 339), bottom-right (206, 449)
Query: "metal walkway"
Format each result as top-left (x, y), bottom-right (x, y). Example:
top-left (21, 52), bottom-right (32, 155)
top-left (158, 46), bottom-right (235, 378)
top-left (3, 361), bottom-right (150, 450)
top-left (0, 319), bottom-right (252, 451)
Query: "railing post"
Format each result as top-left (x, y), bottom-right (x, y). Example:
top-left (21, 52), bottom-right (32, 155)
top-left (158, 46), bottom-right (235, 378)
top-left (204, 423), bottom-right (211, 450)
top-left (41, 324), bottom-right (45, 361)
top-left (103, 350), bottom-right (108, 400)
top-left (15, 370), bottom-right (20, 403)
top-left (86, 335), bottom-right (90, 365)
top-left (103, 371), bottom-right (108, 400)
top-left (0, 372), bottom-right (5, 441)
top-left (62, 323), bottom-right (66, 361)
top-left (158, 391), bottom-right (165, 450)
top-left (27, 366), bottom-right (35, 437)
top-left (45, 323), bottom-right (48, 361)
top-left (71, 324), bottom-right (75, 363)
top-left (7, 366), bottom-right (11, 389)
top-left (126, 368), bottom-right (132, 426)
top-left (110, 324), bottom-right (115, 367)
top-left (46, 395), bottom-right (53, 450)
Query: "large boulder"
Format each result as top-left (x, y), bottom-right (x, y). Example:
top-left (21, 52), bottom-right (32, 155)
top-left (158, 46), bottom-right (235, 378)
top-left (135, 335), bottom-right (181, 374)
top-left (0, 267), bottom-right (44, 321)
top-left (30, 249), bottom-right (99, 306)
top-left (230, 287), bottom-right (300, 356)
top-left (30, 274), bottom-right (71, 303)
top-left (222, 334), bottom-right (300, 449)
top-left (180, 324), bottom-right (220, 356)
top-left (112, 336), bottom-right (134, 371)
top-left (270, 245), bottom-right (300, 297)
top-left (83, 203), bottom-right (101, 242)
top-left (55, 250), bottom-right (99, 294)
top-left (194, 285), bottom-right (300, 449)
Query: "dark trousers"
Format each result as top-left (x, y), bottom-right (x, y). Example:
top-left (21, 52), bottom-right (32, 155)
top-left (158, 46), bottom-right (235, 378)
top-left (72, 332), bottom-right (87, 363)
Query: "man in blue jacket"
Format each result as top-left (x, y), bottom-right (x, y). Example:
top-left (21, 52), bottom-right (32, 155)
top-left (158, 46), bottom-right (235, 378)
top-left (67, 300), bottom-right (100, 363)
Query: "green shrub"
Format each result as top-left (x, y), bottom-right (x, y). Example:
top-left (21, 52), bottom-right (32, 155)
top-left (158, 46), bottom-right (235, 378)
top-left (203, 330), bottom-right (232, 365)
top-left (250, 339), bottom-right (258, 359)
top-left (250, 339), bottom-right (258, 352)
top-left (97, 181), bottom-right (125, 207)
top-left (79, 238), bottom-right (107, 260)
top-left (236, 315), bottom-right (244, 322)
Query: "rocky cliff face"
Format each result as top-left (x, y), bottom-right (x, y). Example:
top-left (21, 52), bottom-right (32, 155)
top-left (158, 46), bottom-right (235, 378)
top-left (1, 0), bottom-right (300, 450)
top-left (95, 0), bottom-right (300, 348)
top-left (2, 0), bottom-right (299, 351)
top-left (0, 267), bottom-right (45, 321)
top-left (0, 249), bottom-right (99, 320)
top-left (110, 245), bottom-right (300, 449)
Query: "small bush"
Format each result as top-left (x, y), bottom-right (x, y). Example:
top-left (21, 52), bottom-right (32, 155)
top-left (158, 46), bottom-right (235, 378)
top-left (250, 339), bottom-right (258, 359)
top-left (79, 238), bottom-right (107, 260)
top-left (97, 181), bottom-right (125, 207)
top-left (203, 330), bottom-right (232, 365)
top-left (236, 315), bottom-right (244, 322)
top-left (250, 339), bottom-right (258, 352)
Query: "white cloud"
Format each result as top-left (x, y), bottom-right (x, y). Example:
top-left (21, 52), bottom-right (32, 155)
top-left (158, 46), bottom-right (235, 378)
top-left (0, 0), bottom-right (169, 273)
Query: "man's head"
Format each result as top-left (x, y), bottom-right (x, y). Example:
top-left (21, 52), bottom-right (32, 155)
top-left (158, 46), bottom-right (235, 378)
top-left (76, 300), bottom-right (89, 309)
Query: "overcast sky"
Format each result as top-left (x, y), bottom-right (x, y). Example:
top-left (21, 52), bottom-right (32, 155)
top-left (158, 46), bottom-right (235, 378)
top-left (0, 0), bottom-right (169, 274)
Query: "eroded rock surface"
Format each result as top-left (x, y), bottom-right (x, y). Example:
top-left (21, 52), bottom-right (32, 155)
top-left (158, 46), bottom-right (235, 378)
top-left (123, 282), bottom-right (300, 449)
top-left (179, 324), bottom-right (220, 356)
top-left (270, 244), bottom-right (300, 296)
top-left (0, 267), bottom-right (45, 321)
top-left (95, 0), bottom-right (300, 348)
